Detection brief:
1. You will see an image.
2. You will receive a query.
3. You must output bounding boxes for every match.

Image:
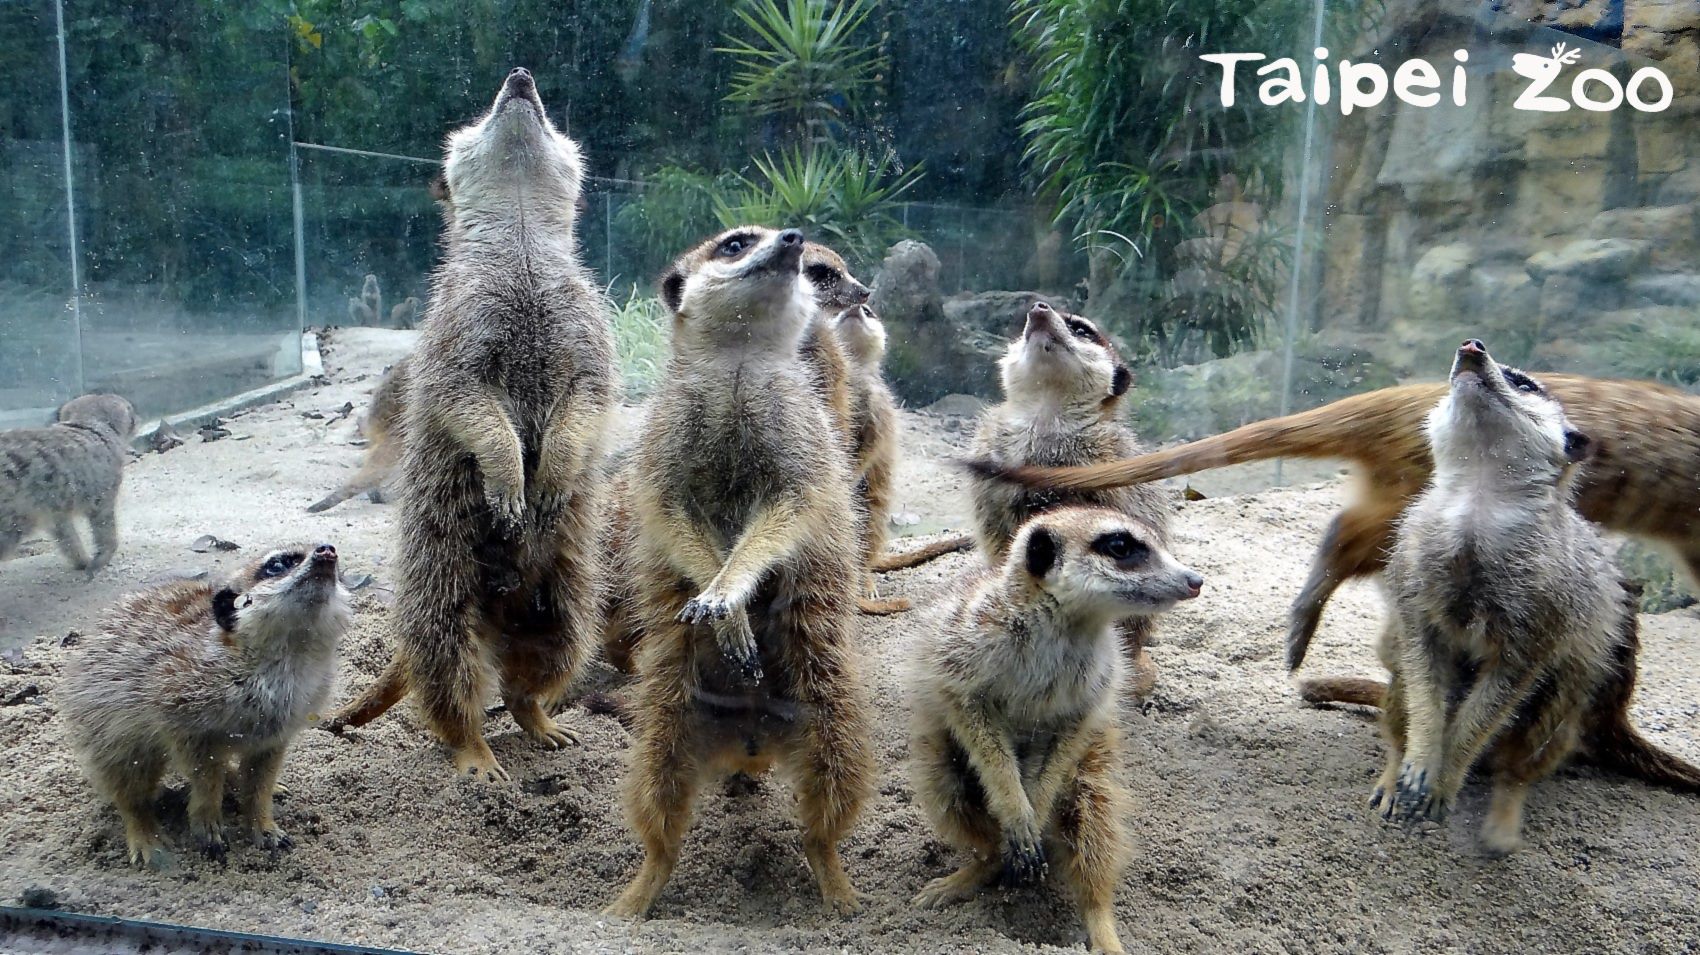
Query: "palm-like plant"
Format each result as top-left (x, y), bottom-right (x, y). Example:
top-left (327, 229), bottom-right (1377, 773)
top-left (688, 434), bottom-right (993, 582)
top-left (717, 145), bottom-right (922, 267)
top-left (720, 0), bottom-right (885, 144)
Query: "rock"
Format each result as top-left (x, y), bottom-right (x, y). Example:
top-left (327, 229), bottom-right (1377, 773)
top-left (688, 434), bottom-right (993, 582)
top-left (870, 241), bottom-right (1028, 404)
top-left (1405, 243), bottom-right (1475, 328)
top-left (923, 394), bottom-right (987, 418)
top-left (1539, 274), bottom-right (1624, 325)
top-left (1627, 273), bottom-right (1700, 306)
top-left (18, 886), bottom-right (59, 910)
top-left (1526, 239), bottom-right (1651, 283)
top-left (1587, 205), bottom-right (1698, 271)
top-left (147, 422), bottom-right (184, 454)
top-left (2, 684), bottom-right (41, 707)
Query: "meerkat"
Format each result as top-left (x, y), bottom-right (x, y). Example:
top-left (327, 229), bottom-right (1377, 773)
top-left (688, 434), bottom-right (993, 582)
top-left (835, 303), bottom-right (909, 613)
top-left (1, 393), bottom-right (137, 576)
top-left (909, 506), bottom-right (1202, 954)
top-left (796, 240), bottom-right (870, 442)
top-left (962, 301), bottom-right (1172, 695)
top-left (348, 274), bottom-right (382, 325)
top-left (1362, 341), bottom-right (1700, 853)
top-left (970, 373), bottom-right (1700, 675)
top-left (603, 225), bottom-right (873, 918)
top-left (60, 543), bottom-right (353, 867)
top-left (305, 359), bottom-right (410, 513)
top-left (388, 296), bottom-right (420, 328)
top-left (324, 68), bottom-right (617, 783)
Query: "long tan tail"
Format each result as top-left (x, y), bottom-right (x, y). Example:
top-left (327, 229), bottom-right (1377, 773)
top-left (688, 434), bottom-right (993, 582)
top-left (1295, 675), bottom-right (1388, 709)
top-left (870, 533), bottom-right (974, 573)
top-left (324, 657), bottom-right (408, 731)
top-left (1586, 712), bottom-right (1700, 793)
top-left (960, 383), bottom-right (1444, 494)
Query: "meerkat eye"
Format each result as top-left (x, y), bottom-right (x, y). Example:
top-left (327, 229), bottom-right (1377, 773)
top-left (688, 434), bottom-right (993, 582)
top-left (259, 552), bottom-right (304, 579)
top-left (1091, 531), bottom-right (1149, 564)
top-left (1502, 367), bottom-right (1542, 394)
top-left (1066, 319), bottom-right (1095, 341)
top-left (804, 263), bottom-right (836, 286)
top-left (717, 234), bottom-right (752, 257)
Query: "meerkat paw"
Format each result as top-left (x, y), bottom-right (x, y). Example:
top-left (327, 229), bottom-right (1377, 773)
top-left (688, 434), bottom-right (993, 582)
top-left (913, 865), bottom-right (991, 909)
top-left (601, 886), bottom-right (656, 920)
top-left (679, 591), bottom-right (735, 624)
top-left (124, 834), bottom-right (172, 870)
top-left (1392, 761), bottom-right (1449, 824)
top-left (486, 489), bottom-right (526, 537)
top-left (820, 883), bottom-right (866, 916)
top-left (452, 742), bottom-right (511, 784)
top-left (1479, 824), bottom-right (1523, 857)
top-left (191, 824), bottom-right (228, 863)
top-left (998, 833), bottom-right (1048, 888)
top-left (253, 826), bottom-right (294, 852)
top-left (520, 714), bottom-right (581, 750)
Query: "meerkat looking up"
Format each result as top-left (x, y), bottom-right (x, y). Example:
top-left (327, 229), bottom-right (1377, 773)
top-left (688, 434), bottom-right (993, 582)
top-left (797, 241), bottom-right (870, 442)
top-left (909, 506), bottom-right (1201, 954)
top-left (1371, 340), bottom-right (1700, 853)
top-left (604, 225), bottom-right (873, 918)
top-left (961, 301), bottom-right (1172, 694)
top-left (325, 68), bottom-right (616, 782)
top-left (61, 544), bottom-right (353, 867)
top-left (1, 393), bottom-right (137, 576)
top-left (836, 303), bottom-right (908, 613)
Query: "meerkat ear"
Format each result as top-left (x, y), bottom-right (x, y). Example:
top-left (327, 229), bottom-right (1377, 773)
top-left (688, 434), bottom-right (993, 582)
top-left (660, 268), bottom-right (686, 314)
top-left (427, 173), bottom-right (449, 203)
top-left (1024, 527), bottom-right (1060, 580)
top-left (212, 588), bottom-right (241, 632)
top-left (1562, 428), bottom-right (1592, 463)
top-left (1110, 365), bottom-right (1132, 397)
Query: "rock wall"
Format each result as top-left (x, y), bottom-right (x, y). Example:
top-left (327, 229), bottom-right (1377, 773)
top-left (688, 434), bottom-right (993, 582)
top-left (1317, 0), bottom-right (1700, 379)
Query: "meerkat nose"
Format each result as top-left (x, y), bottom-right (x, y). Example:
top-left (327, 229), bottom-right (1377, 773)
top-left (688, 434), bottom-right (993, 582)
top-left (1459, 339), bottom-right (1485, 355)
top-left (778, 229), bottom-right (804, 247)
top-left (509, 67), bottom-right (531, 80)
top-left (313, 544), bottom-right (337, 562)
top-left (1184, 572), bottom-right (1203, 598)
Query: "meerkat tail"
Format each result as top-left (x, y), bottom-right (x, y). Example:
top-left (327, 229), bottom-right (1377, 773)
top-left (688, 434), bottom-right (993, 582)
top-left (959, 384), bottom-right (1440, 493)
top-left (1585, 712), bottom-right (1700, 793)
top-left (1295, 675), bottom-right (1387, 709)
top-left (578, 690), bottom-right (635, 729)
top-left (306, 480), bottom-right (370, 514)
top-left (870, 534), bottom-right (974, 573)
top-left (857, 596), bottom-right (912, 615)
top-left (326, 657), bottom-right (409, 730)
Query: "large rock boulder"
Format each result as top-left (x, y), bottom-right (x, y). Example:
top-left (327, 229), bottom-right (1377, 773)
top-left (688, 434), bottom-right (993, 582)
top-left (1526, 238), bottom-right (1652, 283)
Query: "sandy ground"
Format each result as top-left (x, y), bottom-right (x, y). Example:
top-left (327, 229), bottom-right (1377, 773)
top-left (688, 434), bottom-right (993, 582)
top-left (3, 327), bottom-right (1699, 954)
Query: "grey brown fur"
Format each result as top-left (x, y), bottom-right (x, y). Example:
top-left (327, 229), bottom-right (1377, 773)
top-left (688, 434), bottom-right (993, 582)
top-left (838, 303), bottom-right (907, 612)
top-left (60, 544), bottom-right (352, 867)
top-left (0, 393), bottom-right (136, 575)
top-left (325, 69), bottom-right (617, 783)
top-left (306, 360), bottom-right (409, 513)
top-left (908, 505), bottom-right (1201, 953)
top-left (605, 225), bottom-right (873, 918)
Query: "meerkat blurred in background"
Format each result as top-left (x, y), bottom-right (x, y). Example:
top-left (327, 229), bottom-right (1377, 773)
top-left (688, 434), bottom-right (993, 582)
top-left (605, 226), bottom-right (873, 918)
top-left (1, 393), bottom-right (136, 576)
top-left (325, 69), bottom-right (616, 782)
top-left (909, 506), bottom-right (1201, 953)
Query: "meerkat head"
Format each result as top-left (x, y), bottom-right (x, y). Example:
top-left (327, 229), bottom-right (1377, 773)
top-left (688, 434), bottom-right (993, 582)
top-left (56, 394), bottom-right (136, 441)
top-left (436, 68), bottom-right (584, 228)
top-left (1427, 339), bottom-right (1590, 485)
top-left (658, 226), bottom-right (815, 352)
top-left (801, 242), bottom-right (871, 312)
top-left (1009, 507), bottom-right (1202, 625)
top-left (998, 302), bottom-right (1131, 414)
top-left (836, 303), bottom-right (888, 370)
top-left (211, 544), bottom-right (353, 647)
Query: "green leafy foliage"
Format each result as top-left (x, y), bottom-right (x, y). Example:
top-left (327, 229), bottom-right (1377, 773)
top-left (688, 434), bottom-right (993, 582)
top-left (610, 166), bottom-right (740, 281)
top-left (720, 0), bottom-right (885, 144)
top-left (715, 145), bottom-right (922, 268)
top-left (608, 286), bottom-right (670, 399)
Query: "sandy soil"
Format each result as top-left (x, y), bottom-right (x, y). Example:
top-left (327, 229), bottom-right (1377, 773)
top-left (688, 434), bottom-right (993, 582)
top-left (3, 328), bottom-right (1699, 954)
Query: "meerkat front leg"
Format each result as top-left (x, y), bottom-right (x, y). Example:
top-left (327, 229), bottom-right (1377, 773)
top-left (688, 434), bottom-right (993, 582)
top-left (680, 494), bottom-right (811, 621)
top-left (654, 511), bottom-right (765, 676)
top-left (534, 389), bottom-right (611, 516)
top-left (1023, 716), bottom-right (1105, 830)
top-left (1428, 664), bottom-right (1542, 809)
top-left (948, 698), bottom-right (1045, 886)
top-left (1388, 624), bottom-right (1452, 824)
top-left (435, 392), bottom-right (527, 532)
top-left (239, 744), bottom-right (293, 851)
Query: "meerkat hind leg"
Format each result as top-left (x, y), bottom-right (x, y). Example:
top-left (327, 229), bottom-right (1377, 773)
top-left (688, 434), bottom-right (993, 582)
top-left (100, 748), bottom-right (170, 868)
top-left (51, 514), bottom-right (91, 570)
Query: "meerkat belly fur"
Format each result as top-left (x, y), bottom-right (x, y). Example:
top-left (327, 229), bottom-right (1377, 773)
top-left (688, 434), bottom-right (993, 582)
top-left (0, 394), bottom-right (136, 575)
top-left (1371, 340), bottom-right (1700, 853)
top-left (909, 506), bottom-right (1202, 954)
top-left (965, 302), bottom-right (1172, 695)
top-left (605, 226), bottom-right (873, 919)
top-left (837, 303), bottom-right (908, 612)
top-left (60, 544), bottom-right (353, 867)
top-left (325, 69), bottom-right (617, 782)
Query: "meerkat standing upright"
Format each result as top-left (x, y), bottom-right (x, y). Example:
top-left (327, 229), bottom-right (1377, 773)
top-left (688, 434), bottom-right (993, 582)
top-left (836, 303), bottom-right (908, 613)
top-left (0, 393), bottom-right (137, 575)
top-left (325, 69), bottom-right (616, 782)
top-left (1369, 341), bottom-right (1700, 853)
top-left (909, 506), bottom-right (1202, 954)
top-left (604, 226), bottom-right (873, 918)
top-left (61, 544), bottom-right (353, 866)
top-left (962, 302), bottom-right (1172, 694)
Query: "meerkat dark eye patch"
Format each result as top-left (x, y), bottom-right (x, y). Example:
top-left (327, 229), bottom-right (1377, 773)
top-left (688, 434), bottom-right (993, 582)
top-left (1024, 527), bottom-right (1060, 579)
top-left (660, 269), bottom-right (686, 313)
top-left (1501, 367), bottom-right (1542, 394)
top-left (716, 233), bottom-right (756, 258)
top-left (804, 263), bottom-right (837, 287)
top-left (212, 588), bottom-right (241, 632)
top-left (1066, 318), bottom-right (1097, 341)
top-left (1563, 428), bottom-right (1592, 463)
top-left (259, 552), bottom-right (304, 579)
top-left (1090, 531), bottom-right (1149, 565)
top-left (1110, 365), bottom-right (1132, 397)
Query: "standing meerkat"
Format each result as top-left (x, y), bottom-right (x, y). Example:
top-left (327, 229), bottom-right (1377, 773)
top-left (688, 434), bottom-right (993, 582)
top-left (325, 68), bottom-right (617, 782)
top-left (1, 393), bottom-right (137, 576)
top-left (963, 302), bottom-right (1172, 694)
top-left (909, 506), bottom-right (1202, 954)
top-left (1367, 341), bottom-right (1700, 853)
top-left (604, 225), bottom-right (873, 918)
top-left (348, 274), bottom-right (382, 325)
top-left (60, 544), bottom-right (353, 867)
top-left (836, 303), bottom-right (908, 613)
top-left (971, 373), bottom-right (1700, 675)
top-left (306, 359), bottom-right (409, 513)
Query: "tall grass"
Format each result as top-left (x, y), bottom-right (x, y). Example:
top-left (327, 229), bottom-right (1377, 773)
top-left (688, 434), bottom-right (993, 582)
top-left (609, 286), bottom-right (670, 400)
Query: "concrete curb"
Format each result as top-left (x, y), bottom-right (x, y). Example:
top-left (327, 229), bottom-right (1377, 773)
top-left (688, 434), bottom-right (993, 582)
top-left (133, 331), bottom-right (324, 451)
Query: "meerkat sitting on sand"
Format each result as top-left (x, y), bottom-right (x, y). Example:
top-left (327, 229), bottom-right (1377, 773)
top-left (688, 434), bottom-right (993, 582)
top-left (1, 393), bottom-right (137, 576)
top-left (604, 225), bottom-right (873, 918)
top-left (961, 301), bottom-right (1173, 696)
top-left (324, 69), bottom-right (617, 782)
top-left (909, 505), bottom-right (1201, 954)
top-left (60, 544), bottom-right (353, 867)
top-left (1364, 340), bottom-right (1700, 854)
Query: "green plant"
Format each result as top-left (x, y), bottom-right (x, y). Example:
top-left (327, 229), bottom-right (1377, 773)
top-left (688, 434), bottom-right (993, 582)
top-left (612, 166), bottom-right (739, 280)
top-left (1605, 316), bottom-right (1700, 388)
top-left (720, 0), bottom-right (884, 144)
top-left (717, 145), bottom-right (922, 267)
top-left (609, 286), bottom-right (670, 399)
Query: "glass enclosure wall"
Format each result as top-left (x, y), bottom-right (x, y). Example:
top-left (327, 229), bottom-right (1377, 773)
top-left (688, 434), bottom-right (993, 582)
top-left (0, 0), bottom-right (301, 428)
